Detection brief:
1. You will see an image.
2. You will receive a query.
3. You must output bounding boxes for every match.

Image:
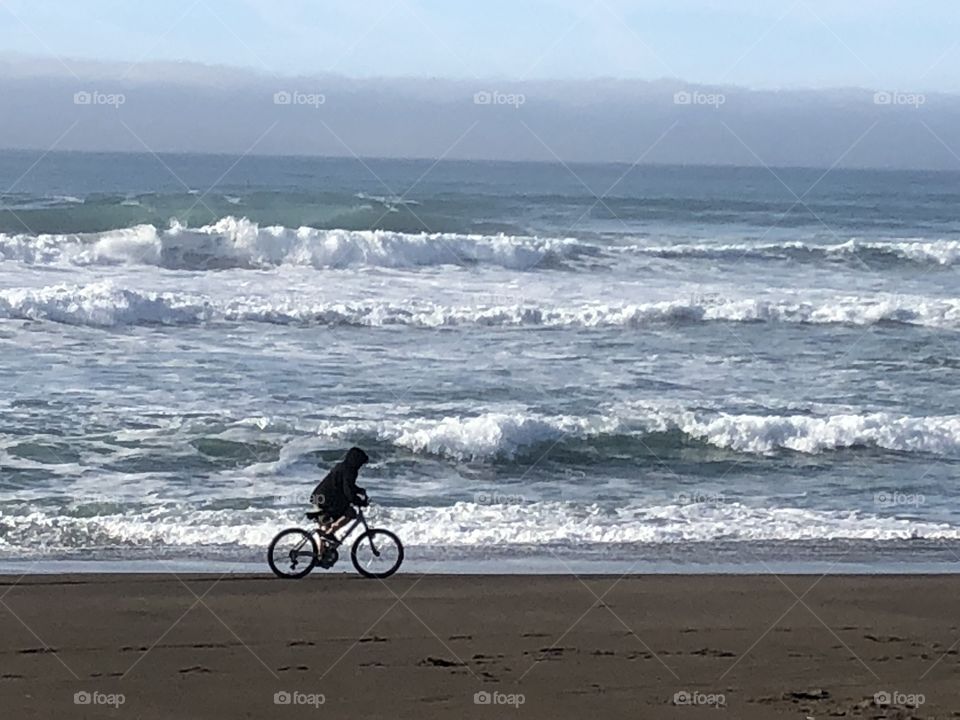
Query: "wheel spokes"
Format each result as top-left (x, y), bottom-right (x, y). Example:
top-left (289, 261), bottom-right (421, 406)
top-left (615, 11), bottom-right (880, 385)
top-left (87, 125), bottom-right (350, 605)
top-left (272, 532), bottom-right (316, 575)
top-left (357, 535), bottom-right (397, 569)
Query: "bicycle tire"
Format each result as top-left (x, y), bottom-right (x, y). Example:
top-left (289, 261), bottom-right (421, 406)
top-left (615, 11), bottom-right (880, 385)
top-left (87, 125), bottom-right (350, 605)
top-left (268, 528), bottom-right (318, 579)
top-left (351, 529), bottom-right (404, 579)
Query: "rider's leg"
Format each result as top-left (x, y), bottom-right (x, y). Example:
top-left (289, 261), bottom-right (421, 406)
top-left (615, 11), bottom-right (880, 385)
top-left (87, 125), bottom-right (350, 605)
top-left (317, 515), bottom-right (349, 553)
top-left (327, 515), bottom-right (350, 533)
top-left (318, 503), bottom-right (357, 553)
top-left (330, 505), bottom-right (358, 533)
top-left (316, 520), bottom-right (332, 553)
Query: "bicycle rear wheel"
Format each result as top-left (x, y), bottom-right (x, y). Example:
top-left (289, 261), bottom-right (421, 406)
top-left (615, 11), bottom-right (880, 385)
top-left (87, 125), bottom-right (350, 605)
top-left (268, 528), bottom-right (318, 579)
top-left (351, 529), bottom-right (404, 579)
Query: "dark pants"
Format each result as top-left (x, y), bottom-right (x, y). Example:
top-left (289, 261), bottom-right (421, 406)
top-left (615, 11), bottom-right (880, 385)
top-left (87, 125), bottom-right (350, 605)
top-left (321, 505), bottom-right (357, 525)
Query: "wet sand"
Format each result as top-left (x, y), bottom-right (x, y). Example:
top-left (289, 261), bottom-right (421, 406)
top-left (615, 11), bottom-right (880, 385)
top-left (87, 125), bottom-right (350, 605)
top-left (0, 573), bottom-right (955, 718)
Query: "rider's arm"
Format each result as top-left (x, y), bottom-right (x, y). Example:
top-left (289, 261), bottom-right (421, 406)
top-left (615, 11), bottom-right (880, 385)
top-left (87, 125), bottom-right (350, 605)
top-left (345, 469), bottom-right (367, 505)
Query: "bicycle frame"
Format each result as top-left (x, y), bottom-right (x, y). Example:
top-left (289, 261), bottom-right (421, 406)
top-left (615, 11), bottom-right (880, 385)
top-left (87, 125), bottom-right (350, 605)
top-left (269, 503), bottom-right (401, 578)
top-left (313, 507), bottom-right (371, 549)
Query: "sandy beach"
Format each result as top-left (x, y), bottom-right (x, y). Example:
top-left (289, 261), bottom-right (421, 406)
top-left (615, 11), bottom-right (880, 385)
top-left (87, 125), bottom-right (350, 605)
top-left (0, 573), bottom-right (954, 718)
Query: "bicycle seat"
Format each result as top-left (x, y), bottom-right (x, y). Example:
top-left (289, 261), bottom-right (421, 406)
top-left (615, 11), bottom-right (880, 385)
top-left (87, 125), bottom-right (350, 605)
top-left (305, 509), bottom-right (324, 520)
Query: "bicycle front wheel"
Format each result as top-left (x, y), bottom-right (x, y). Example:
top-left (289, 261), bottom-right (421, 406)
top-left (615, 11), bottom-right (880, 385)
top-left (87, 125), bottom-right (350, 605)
top-left (351, 529), bottom-right (404, 579)
top-left (268, 528), bottom-right (318, 579)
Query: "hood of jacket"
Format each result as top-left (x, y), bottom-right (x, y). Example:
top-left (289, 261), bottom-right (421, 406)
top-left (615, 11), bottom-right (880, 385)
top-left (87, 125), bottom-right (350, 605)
top-left (343, 446), bottom-right (369, 469)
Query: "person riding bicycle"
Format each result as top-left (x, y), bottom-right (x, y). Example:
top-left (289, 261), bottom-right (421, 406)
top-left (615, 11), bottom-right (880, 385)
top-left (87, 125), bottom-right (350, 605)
top-left (310, 447), bottom-right (370, 544)
top-left (267, 444), bottom-right (401, 579)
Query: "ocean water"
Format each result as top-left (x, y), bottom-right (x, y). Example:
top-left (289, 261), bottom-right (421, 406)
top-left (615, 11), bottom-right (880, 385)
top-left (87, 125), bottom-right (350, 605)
top-left (2, 150), bottom-right (960, 572)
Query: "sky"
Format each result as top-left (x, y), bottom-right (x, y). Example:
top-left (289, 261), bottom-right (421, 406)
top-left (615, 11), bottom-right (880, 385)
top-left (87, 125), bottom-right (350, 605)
top-left (1, 1), bottom-right (959, 168)
top-left (0, 0), bottom-right (958, 91)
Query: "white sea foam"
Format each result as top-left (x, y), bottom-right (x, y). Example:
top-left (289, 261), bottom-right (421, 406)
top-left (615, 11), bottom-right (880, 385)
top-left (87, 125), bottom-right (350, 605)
top-left (2, 501), bottom-right (958, 555)
top-left (4, 221), bottom-right (959, 270)
top-left (2, 281), bottom-right (960, 330)
top-left (672, 410), bottom-right (960, 455)
top-left (303, 406), bottom-right (960, 459)
top-left (382, 501), bottom-right (960, 545)
top-left (311, 413), bottom-right (625, 460)
top-left (832, 238), bottom-right (960, 265)
top-left (0, 282), bottom-right (208, 326)
top-left (628, 237), bottom-right (960, 265)
top-left (0, 217), bottom-right (586, 270)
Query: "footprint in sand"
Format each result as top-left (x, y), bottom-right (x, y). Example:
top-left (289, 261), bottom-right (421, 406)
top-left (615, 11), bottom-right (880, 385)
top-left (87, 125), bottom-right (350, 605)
top-left (419, 656), bottom-right (465, 668)
top-left (864, 634), bottom-right (904, 643)
top-left (527, 647), bottom-right (570, 661)
top-left (690, 648), bottom-right (736, 658)
top-left (472, 653), bottom-right (504, 662)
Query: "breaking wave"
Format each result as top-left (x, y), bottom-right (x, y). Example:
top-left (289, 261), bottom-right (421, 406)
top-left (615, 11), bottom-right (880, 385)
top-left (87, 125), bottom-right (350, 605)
top-left (2, 219), bottom-right (960, 272)
top-left (2, 281), bottom-right (960, 329)
top-left (0, 217), bottom-right (590, 271)
top-left (627, 237), bottom-right (960, 266)
top-left (304, 407), bottom-right (960, 459)
top-left (2, 501), bottom-right (958, 556)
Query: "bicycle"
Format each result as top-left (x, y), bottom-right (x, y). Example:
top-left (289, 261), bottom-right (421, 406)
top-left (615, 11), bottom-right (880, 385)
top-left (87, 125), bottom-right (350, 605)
top-left (267, 502), bottom-right (404, 580)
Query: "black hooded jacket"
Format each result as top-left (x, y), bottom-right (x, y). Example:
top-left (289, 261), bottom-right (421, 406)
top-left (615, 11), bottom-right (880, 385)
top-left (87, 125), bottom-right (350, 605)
top-left (310, 447), bottom-right (369, 514)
